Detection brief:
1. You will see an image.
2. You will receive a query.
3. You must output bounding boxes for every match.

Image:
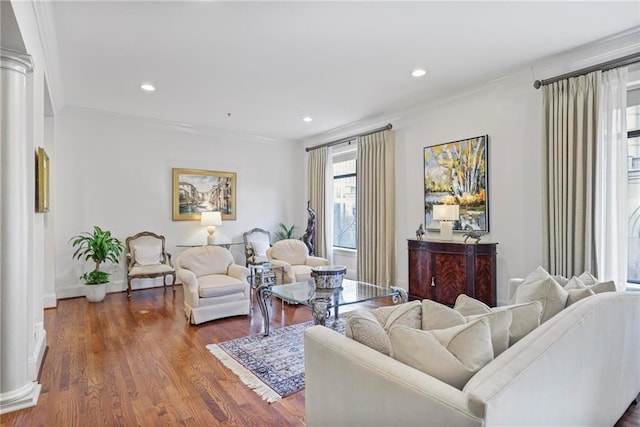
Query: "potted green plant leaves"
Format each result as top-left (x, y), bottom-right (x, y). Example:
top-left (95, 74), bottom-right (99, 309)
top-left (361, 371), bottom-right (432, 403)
top-left (70, 226), bottom-right (124, 302)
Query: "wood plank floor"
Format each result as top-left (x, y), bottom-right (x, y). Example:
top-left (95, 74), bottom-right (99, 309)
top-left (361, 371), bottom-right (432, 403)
top-left (1, 286), bottom-right (638, 426)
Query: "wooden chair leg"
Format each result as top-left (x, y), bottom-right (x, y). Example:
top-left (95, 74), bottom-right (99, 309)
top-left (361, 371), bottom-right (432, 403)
top-left (171, 273), bottom-right (176, 293)
top-left (127, 277), bottom-right (132, 299)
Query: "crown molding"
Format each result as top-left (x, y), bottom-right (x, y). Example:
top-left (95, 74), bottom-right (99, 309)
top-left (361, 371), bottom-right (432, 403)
top-left (63, 105), bottom-right (297, 145)
top-left (30, 0), bottom-right (64, 113)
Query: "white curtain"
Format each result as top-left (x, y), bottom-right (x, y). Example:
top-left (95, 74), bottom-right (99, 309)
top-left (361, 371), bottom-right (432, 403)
top-left (356, 130), bottom-right (395, 287)
top-left (308, 146), bottom-right (333, 262)
top-left (595, 67), bottom-right (628, 290)
top-left (542, 72), bottom-right (600, 278)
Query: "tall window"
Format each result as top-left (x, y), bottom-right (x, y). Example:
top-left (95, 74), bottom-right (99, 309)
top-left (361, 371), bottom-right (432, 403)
top-left (627, 88), bottom-right (640, 284)
top-left (333, 146), bottom-right (357, 249)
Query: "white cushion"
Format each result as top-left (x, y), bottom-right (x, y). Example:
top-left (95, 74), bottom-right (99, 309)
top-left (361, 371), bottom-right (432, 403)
top-left (589, 280), bottom-right (617, 294)
top-left (491, 301), bottom-right (543, 345)
top-left (566, 288), bottom-right (595, 306)
top-left (578, 271), bottom-right (599, 285)
top-left (197, 274), bottom-right (245, 298)
top-left (129, 264), bottom-right (174, 276)
top-left (453, 294), bottom-right (491, 316)
top-left (423, 299), bottom-right (511, 357)
top-left (390, 319), bottom-right (494, 390)
top-left (553, 274), bottom-right (569, 287)
top-left (564, 276), bottom-right (587, 290)
top-left (345, 301), bottom-right (422, 356)
top-left (515, 272), bottom-right (568, 323)
top-left (133, 243), bottom-right (162, 266)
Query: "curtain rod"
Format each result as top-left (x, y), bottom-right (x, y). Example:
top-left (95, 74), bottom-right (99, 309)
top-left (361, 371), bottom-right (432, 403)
top-left (533, 51), bottom-right (640, 89)
top-left (305, 124), bottom-right (393, 152)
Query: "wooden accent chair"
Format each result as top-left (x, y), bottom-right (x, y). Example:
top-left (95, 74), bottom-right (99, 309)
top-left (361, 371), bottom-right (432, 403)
top-left (242, 227), bottom-right (272, 266)
top-left (125, 231), bottom-right (176, 299)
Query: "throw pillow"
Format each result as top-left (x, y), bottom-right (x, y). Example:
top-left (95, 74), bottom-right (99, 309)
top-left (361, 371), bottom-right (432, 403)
top-left (589, 280), bottom-right (617, 294)
top-left (389, 319), bottom-right (494, 390)
top-left (133, 243), bottom-right (162, 266)
top-left (249, 240), bottom-right (270, 263)
top-left (564, 276), bottom-right (587, 290)
top-left (578, 271), bottom-right (599, 286)
top-left (345, 310), bottom-right (392, 355)
top-left (553, 275), bottom-right (570, 287)
top-left (422, 299), bottom-right (466, 330)
top-left (423, 299), bottom-right (511, 357)
top-left (346, 301), bottom-right (422, 356)
top-left (453, 294), bottom-right (492, 316)
top-left (566, 288), bottom-right (595, 306)
top-left (491, 301), bottom-right (543, 345)
top-left (466, 310), bottom-right (512, 357)
top-left (514, 276), bottom-right (568, 323)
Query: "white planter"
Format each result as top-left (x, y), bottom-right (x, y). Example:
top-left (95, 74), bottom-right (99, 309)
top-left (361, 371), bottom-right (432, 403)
top-left (85, 283), bottom-right (107, 302)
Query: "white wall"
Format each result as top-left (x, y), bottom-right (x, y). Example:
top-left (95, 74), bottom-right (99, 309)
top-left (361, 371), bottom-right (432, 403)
top-left (54, 107), bottom-right (305, 297)
top-left (394, 73), bottom-right (543, 304)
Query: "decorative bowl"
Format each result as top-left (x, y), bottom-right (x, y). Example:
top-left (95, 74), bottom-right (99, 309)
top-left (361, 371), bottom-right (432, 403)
top-left (311, 265), bottom-right (347, 289)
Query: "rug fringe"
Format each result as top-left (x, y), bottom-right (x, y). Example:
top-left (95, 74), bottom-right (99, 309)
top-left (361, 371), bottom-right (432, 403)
top-left (206, 344), bottom-right (282, 403)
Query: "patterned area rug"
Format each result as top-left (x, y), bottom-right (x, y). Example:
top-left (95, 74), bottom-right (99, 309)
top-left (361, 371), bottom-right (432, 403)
top-left (207, 319), bottom-right (345, 403)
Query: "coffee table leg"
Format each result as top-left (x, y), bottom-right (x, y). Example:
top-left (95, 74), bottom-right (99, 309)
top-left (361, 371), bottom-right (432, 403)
top-left (312, 297), bottom-right (330, 326)
top-left (390, 286), bottom-right (408, 304)
top-left (256, 283), bottom-right (272, 336)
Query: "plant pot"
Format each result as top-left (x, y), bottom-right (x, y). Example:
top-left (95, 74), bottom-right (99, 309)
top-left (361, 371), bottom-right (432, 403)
top-left (85, 282), bottom-right (107, 302)
top-left (311, 265), bottom-right (347, 289)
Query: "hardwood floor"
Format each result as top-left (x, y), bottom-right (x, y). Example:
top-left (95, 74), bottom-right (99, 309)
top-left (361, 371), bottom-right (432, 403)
top-left (1, 286), bottom-right (638, 426)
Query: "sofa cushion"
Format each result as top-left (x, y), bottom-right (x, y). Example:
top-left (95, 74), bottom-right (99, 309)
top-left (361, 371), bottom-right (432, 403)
top-left (453, 294), bottom-right (491, 316)
top-left (515, 275), bottom-right (568, 323)
top-left (390, 318), bottom-right (493, 390)
top-left (491, 301), bottom-right (543, 345)
top-left (566, 288), bottom-right (595, 306)
top-left (564, 276), bottom-right (587, 290)
top-left (248, 240), bottom-right (270, 264)
top-left (133, 243), bottom-right (162, 266)
top-left (268, 239), bottom-right (308, 265)
top-left (553, 274), bottom-right (569, 287)
top-left (345, 301), bottom-right (422, 356)
top-left (423, 299), bottom-right (511, 357)
top-left (578, 271), bottom-right (599, 285)
top-left (197, 274), bottom-right (245, 298)
top-left (589, 280), bottom-right (617, 294)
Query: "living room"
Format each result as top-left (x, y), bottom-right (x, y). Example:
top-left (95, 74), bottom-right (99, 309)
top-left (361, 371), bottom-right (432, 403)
top-left (2, 1), bottom-right (640, 424)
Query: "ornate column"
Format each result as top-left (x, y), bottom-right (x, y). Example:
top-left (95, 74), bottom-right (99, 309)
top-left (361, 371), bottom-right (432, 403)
top-left (0, 48), bottom-right (41, 414)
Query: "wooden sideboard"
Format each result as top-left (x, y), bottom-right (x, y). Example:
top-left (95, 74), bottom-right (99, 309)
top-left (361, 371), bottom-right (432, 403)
top-left (408, 239), bottom-right (497, 306)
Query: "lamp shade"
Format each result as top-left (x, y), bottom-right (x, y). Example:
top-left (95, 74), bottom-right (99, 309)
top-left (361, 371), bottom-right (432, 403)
top-left (432, 204), bottom-right (459, 221)
top-left (200, 211), bottom-right (222, 226)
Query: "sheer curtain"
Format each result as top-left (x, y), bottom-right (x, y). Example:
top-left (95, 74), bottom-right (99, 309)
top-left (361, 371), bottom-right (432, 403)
top-left (542, 72), bottom-right (600, 277)
top-left (596, 67), bottom-right (628, 290)
top-left (356, 130), bottom-right (395, 286)
top-left (307, 146), bottom-right (333, 262)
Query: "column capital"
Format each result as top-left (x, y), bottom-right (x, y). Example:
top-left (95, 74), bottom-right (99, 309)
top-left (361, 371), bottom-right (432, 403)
top-left (0, 48), bottom-right (33, 75)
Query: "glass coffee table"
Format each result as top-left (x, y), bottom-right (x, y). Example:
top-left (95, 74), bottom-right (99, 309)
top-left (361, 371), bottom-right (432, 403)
top-left (255, 278), bottom-right (408, 336)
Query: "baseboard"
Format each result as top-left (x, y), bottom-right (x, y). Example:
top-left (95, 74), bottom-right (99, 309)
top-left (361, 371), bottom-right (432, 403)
top-left (43, 293), bottom-right (57, 308)
top-left (56, 279), bottom-right (125, 299)
top-left (0, 382), bottom-right (41, 415)
top-left (28, 324), bottom-right (46, 381)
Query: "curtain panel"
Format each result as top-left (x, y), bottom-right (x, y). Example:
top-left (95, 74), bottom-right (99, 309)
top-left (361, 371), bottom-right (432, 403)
top-left (595, 67), bottom-right (628, 289)
top-left (307, 146), bottom-right (332, 260)
top-left (356, 130), bottom-right (395, 287)
top-left (542, 71), bottom-right (600, 277)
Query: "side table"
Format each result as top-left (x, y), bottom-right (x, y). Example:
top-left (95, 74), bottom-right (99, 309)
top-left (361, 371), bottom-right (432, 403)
top-left (248, 263), bottom-right (284, 288)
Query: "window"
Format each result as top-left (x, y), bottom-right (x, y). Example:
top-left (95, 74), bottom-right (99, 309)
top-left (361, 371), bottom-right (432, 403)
top-left (333, 146), bottom-right (357, 249)
top-left (627, 88), bottom-right (640, 284)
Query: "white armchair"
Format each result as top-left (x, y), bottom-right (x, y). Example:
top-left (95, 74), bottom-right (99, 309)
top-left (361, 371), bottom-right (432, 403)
top-left (266, 239), bottom-right (329, 284)
top-left (175, 246), bottom-right (251, 325)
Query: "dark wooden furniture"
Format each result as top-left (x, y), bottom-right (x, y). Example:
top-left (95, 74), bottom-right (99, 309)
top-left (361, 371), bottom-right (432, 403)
top-left (408, 239), bottom-right (497, 306)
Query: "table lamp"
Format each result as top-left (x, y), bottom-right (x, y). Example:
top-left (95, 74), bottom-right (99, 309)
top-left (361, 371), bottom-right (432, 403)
top-left (432, 204), bottom-right (459, 240)
top-left (201, 211), bottom-right (222, 245)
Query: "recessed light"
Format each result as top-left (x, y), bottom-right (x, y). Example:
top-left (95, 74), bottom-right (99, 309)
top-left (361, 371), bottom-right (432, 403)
top-left (411, 69), bottom-right (427, 78)
top-left (303, 116), bottom-right (313, 122)
top-left (140, 83), bottom-right (156, 92)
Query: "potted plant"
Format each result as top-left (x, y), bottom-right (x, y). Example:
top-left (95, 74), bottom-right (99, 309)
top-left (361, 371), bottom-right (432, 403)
top-left (70, 226), bottom-right (124, 302)
top-left (274, 223), bottom-right (297, 241)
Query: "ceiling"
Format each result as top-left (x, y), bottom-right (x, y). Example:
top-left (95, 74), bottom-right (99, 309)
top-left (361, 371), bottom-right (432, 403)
top-left (49, 1), bottom-right (640, 141)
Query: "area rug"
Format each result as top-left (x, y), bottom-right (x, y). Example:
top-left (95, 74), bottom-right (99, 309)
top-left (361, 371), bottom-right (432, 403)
top-left (207, 319), bottom-right (345, 403)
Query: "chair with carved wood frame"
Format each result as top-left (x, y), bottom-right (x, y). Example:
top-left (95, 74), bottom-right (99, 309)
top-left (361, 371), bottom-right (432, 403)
top-left (125, 231), bottom-right (176, 299)
top-left (242, 227), bottom-right (272, 267)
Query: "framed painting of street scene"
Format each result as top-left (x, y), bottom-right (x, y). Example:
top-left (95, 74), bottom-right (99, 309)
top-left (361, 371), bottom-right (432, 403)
top-left (172, 168), bottom-right (236, 221)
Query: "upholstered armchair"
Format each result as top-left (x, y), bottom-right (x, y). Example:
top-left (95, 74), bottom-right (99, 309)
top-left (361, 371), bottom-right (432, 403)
top-left (266, 239), bottom-right (329, 284)
top-left (125, 231), bottom-right (176, 299)
top-left (242, 227), bottom-right (271, 266)
top-left (175, 246), bottom-right (251, 325)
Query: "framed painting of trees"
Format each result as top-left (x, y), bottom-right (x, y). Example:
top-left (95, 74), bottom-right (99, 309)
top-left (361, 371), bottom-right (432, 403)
top-left (423, 135), bottom-right (489, 232)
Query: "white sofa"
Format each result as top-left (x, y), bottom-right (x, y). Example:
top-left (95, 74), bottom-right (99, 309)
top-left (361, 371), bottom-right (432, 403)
top-left (304, 290), bottom-right (640, 426)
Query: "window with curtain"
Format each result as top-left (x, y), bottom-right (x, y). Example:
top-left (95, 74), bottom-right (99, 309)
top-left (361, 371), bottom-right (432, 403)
top-left (627, 86), bottom-right (640, 284)
top-left (332, 145), bottom-right (357, 249)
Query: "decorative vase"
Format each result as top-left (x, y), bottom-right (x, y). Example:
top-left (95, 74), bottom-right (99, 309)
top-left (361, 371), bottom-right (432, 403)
top-left (311, 265), bottom-right (347, 289)
top-left (85, 282), bottom-right (107, 302)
